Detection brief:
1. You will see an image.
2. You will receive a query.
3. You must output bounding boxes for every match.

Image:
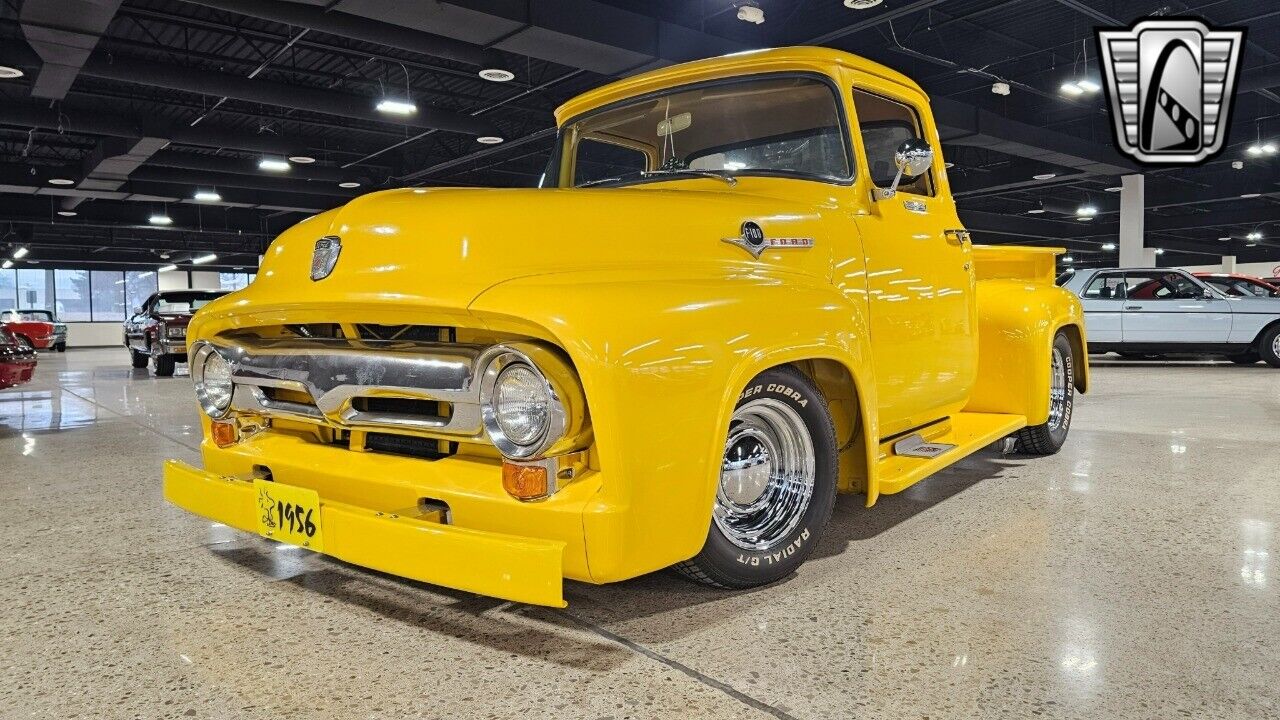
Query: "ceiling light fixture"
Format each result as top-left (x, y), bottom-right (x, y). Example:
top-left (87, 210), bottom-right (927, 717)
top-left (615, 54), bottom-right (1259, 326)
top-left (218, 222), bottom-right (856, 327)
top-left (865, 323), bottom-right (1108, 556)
top-left (736, 4), bottom-right (765, 24)
top-left (338, 181), bottom-right (361, 189)
top-left (288, 155), bottom-right (316, 164)
top-left (1247, 145), bottom-right (1264, 156)
top-left (1, 260), bottom-right (12, 269)
top-left (1060, 82), bottom-right (1085, 96)
top-left (194, 190), bottom-right (222, 202)
top-left (1033, 173), bottom-right (1057, 180)
top-left (47, 178), bottom-right (75, 186)
top-left (1076, 79), bottom-right (1101, 93)
top-left (13, 247), bottom-right (29, 259)
top-left (1247, 231), bottom-right (1263, 240)
top-left (944, 161), bottom-right (955, 169)
top-left (1105, 186), bottom-right (1123, 192)
top-left (844, 0), bottom-right (884, 7)
top-left (1154, 248), bottom-right (1165, 255)
top-left (149, 213), bottom-right (173, 226)
top-left (479, 68), bottom-right (515, 82)
top-left (1101, 243), bottom-right (1117, 251)
top-left (476, 136), bottom-right (504, 145)
top-left (991, 82), bottom-right (1011, 96)
top-left (1264, 143), bottom-right (1278, 154)
top-left (1241, 193), bottom-right (1261, 199)
top-left (1076, 205), bottom-right (1098, 216)
top-left (1076, 216), bottom-right (1094, 221)
top-left (158, 264), bottom-right (178, 273)
top-left (56, 210), bottom-right (77, 217)
top-left (1062, 255), bottom-right (1074, 263)
top-left (0, 65), bottom-right (24, 79)
top-left (191, 253), bottom-right (217, 265)
top-left (1027, 207), bottom-right (1046, 214)
top-left (376, 98), bottom-right (417, 115)
top-left (258, 157), bottom-right (290, 172)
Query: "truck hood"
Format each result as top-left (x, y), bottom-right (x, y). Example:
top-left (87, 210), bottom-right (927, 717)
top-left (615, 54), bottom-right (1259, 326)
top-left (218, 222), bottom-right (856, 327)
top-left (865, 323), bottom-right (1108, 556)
top-left (245, 186), bottom-right (831, 314)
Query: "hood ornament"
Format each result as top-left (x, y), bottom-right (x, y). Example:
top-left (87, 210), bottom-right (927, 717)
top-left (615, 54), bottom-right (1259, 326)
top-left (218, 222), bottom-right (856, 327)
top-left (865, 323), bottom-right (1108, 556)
top-left (310, 236), bottom-right (341, 281)
top-left (723, 221), bottom-right (814, 259)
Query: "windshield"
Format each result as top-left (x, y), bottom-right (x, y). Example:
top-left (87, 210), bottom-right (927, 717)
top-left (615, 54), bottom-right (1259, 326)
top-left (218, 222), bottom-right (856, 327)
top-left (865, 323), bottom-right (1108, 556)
top-left (548, 75), bottom-right (851, 188)
top-left (154, 292), bottom-right (225, 314)
top-left (3, 310), bottom-right (54, 322)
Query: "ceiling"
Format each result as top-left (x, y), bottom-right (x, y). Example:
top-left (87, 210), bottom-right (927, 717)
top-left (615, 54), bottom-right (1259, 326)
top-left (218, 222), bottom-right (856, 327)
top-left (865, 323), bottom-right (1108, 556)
top-left (0, 0), bottom-right (1276, 272)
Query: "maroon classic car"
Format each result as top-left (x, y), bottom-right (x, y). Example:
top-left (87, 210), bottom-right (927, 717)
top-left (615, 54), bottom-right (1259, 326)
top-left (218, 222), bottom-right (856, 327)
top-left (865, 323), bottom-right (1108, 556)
top-left (123, 290), bottom-right (228, 376)
top-left (0, 325), bottom-right (37, 389)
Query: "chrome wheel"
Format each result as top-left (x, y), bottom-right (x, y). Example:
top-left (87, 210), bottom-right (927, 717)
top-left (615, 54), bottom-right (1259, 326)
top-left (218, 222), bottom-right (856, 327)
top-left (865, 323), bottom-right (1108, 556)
top-left (714, 398), bottom-right (816, 551)
top-left (1047, 345), bottom-right (1070, 432)
top-left (1272, 332), bottom-right (1280, 360)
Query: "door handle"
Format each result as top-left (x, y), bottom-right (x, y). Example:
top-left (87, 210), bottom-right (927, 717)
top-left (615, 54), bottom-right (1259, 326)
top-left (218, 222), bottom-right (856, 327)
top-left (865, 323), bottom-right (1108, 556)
top-left (944, 228), bottom-right (971, 244)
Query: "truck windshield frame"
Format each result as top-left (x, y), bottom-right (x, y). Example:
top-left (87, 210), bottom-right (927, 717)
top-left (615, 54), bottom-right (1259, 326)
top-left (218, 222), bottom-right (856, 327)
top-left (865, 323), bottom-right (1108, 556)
top-left (543, 72), bottom-right (856, 189)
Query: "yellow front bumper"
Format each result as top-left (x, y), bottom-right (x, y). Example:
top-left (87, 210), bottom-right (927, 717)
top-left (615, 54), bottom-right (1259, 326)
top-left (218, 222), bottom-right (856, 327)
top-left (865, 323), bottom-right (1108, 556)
top-left (163, 459), bottom-right (568, 607)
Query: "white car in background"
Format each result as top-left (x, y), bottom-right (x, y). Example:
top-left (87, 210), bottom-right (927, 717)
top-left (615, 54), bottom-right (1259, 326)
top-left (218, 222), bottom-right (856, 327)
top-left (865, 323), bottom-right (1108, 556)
top-left (1059, 267), bottom-right (1280, 367)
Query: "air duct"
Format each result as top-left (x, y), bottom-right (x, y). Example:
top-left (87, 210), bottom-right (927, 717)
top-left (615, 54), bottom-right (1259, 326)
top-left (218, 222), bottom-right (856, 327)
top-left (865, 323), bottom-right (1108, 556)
top-left (19, 0), bottom-right (124, 99)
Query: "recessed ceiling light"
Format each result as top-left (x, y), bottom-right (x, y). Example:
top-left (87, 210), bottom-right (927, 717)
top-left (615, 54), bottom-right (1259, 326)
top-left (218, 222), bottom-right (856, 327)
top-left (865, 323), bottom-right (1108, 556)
top-left (1240, 193), bottom-right (1261, 199)
top-left (191, 253), bottom-right (217, 265)
top-left (478, 68), bottom-right (515, 82)
top-left (1104, 186), bottom-right (1123, 192)
top-left (48, 178), bottom-right (75, 186)
top-left (258, 158), bottom-right (290, 172)
top-left (56, 210), bottom-right (77, 217)
top-left (476, 136), bottom-right (504, 145)
top-left (193, 190), bottom-right (222, 202)
top-left (158, 264), bottom-right (178, 273)
top-left (1076, 216), bottom-right (1094, 221)
top-left (288, 156), bottom-right (316, 164)
top-left (844, 0), bottom-right (884, 8)
top-left (149, 214), bottom-right (173, 226)
top-left (376, 98), bottom-right (417, 115)
top-left (0, 65), bottom-right (23, 79)
top-left (1101, 243), bottom-right (1117, 251)
top-left (1033, 173), bottom-right (1057, 180)
top-left (338, 181), bottom-right (361, 189)
top-left (13, 247), bottom-right (29, 259)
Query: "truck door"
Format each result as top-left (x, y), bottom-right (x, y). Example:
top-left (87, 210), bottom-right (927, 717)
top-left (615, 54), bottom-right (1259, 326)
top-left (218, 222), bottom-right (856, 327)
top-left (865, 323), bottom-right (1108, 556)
top-left (848, 83), bottom-right (976, 437)
top-left (1121, 270), bottom-right (1232, 344)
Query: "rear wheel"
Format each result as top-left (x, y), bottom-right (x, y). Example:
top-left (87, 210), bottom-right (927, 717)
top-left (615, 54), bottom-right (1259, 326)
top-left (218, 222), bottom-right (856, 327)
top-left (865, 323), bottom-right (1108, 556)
top-left (674, 366), bottom-right (837, 589)
top-left (1013, 331), bottom-right (1075, 456)
top-left (130, 348), bottom-right (149, 368)
top-left (54, 342), bottom-right (66, 352)
top-left (1260, 325), bottom-right (1280, 369)
top-left (1227, 352), bottom-right (1260, 365)
top-left (153, 353), bottom-right (176, 377)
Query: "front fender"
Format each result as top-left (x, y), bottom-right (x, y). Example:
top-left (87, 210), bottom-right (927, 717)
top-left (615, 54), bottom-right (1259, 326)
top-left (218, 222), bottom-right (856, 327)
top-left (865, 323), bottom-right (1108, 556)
top-left (469, 268), bottom-right (876, 582)
top-left (965, 279), bottom-right (1089, 424)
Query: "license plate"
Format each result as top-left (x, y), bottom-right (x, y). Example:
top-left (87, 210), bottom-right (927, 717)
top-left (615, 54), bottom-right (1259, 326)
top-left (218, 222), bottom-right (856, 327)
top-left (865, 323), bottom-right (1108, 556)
top-left (253, 479), bottom-right (324, 552)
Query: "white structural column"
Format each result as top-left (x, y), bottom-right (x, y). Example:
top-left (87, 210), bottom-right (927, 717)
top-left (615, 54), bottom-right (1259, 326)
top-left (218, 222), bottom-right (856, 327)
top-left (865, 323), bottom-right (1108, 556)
top-left (1118, 173), bottom-right (1146, 266)
top-left (1222, 255), bottom-right (1237, 273)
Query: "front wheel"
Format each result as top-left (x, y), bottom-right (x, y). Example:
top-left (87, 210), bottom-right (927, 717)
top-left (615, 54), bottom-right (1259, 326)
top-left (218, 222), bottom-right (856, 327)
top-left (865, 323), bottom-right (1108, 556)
top-left (153, 353), bottom-right (176, 377)
top-left (54, 342), bottom-right (66, 352)
top-left (130, 348), bottom-right (149, 368)
top-left (1260, 325), bottom-right (1280, 369)
top-left (674, 366), bottom-right (837, 589)
top-left (1012, 331), bottom-right (1075, 455)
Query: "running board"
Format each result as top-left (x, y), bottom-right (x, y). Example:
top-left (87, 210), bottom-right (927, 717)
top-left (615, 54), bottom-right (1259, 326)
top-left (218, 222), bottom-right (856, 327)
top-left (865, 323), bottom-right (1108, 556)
top-left (892, 433), bottom-right (957, 458)
top-left (875, 412), bottom-right (1027, 497)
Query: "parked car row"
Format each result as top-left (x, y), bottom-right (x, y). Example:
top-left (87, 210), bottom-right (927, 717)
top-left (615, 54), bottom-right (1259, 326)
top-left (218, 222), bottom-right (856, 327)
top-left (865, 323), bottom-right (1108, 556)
top-left (1060, 268), bottom-right (1280, 367)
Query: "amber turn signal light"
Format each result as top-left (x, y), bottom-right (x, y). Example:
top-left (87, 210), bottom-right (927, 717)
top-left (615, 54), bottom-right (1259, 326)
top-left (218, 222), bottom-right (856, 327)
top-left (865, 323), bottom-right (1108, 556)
top-left (211, 420), bottom-right (238, 447)
top-left (502, 462), bottom-right (549, 500)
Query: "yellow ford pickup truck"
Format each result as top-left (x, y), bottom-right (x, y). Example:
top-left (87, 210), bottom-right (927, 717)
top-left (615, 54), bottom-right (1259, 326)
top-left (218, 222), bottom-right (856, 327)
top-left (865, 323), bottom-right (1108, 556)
top-left (164, 47), bottom-right (1087, 607)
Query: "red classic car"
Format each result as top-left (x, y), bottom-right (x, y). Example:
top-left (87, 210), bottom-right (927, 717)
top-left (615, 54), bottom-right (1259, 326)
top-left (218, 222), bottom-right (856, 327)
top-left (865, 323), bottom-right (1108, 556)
top-left (1, 309), bottom-right (67, 351)
top-left (0, 325), bottom-right (37, 389)
top-left (1194, 272), bottom-right (1280, 298)
top-left (123, 290), bottom-right (228, 376)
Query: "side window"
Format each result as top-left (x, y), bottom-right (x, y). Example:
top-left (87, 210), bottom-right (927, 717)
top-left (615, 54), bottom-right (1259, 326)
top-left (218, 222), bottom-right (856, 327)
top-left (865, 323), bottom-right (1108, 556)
top-left (1082, 273), bottom-right (1126, 299)
top-left (851, 88), bottom-right (934, 196)
top-left (574, 137), bottom-right (648, 186)
top-left (1123, 272), bottom-right (1201, 300)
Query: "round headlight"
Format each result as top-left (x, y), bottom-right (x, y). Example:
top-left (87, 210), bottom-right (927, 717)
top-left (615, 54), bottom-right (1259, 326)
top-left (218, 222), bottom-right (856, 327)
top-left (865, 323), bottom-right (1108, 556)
top-left (493, 364), bottom-right (551, 446)
top-left (194, 346), bottom-right (234, 417)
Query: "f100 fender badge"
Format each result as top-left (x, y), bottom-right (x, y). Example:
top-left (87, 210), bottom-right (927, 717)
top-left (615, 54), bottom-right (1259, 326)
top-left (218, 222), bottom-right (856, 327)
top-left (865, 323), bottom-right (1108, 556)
top-left (723, 221), bottom-right (814, 259)
top-left (311, 235), bottom-right (341, 281)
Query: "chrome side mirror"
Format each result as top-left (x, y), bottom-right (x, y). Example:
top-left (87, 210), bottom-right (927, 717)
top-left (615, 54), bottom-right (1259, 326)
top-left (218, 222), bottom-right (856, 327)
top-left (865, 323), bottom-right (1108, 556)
top-left (879, 138), bottom-right (934, 199)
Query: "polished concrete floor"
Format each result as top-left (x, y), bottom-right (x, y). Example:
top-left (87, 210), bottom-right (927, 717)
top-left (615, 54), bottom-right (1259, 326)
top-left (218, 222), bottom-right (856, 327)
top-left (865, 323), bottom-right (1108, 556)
top-left (2, 349), bottom-right (1278, 719)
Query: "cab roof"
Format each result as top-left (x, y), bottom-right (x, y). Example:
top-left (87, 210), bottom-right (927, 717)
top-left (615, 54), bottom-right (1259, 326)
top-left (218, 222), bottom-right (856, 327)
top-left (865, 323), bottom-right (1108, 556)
top-left (554, 46), bottom-right (924, 126)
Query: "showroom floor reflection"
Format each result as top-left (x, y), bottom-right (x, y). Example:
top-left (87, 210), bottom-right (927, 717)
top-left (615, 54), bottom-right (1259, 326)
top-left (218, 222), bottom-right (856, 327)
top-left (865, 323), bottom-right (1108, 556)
top-left (1, 349), bottom-right (1277, 719)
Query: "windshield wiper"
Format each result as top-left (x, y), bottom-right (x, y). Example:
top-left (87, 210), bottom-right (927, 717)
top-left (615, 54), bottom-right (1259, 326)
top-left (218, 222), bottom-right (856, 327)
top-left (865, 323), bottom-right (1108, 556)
top-left (577, 168), bottom-right (738, 188)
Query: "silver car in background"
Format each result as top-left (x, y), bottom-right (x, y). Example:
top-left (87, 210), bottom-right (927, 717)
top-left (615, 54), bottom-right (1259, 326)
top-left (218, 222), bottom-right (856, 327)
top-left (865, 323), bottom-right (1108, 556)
top-left (1060, 267), bottom-right (1280, 367)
